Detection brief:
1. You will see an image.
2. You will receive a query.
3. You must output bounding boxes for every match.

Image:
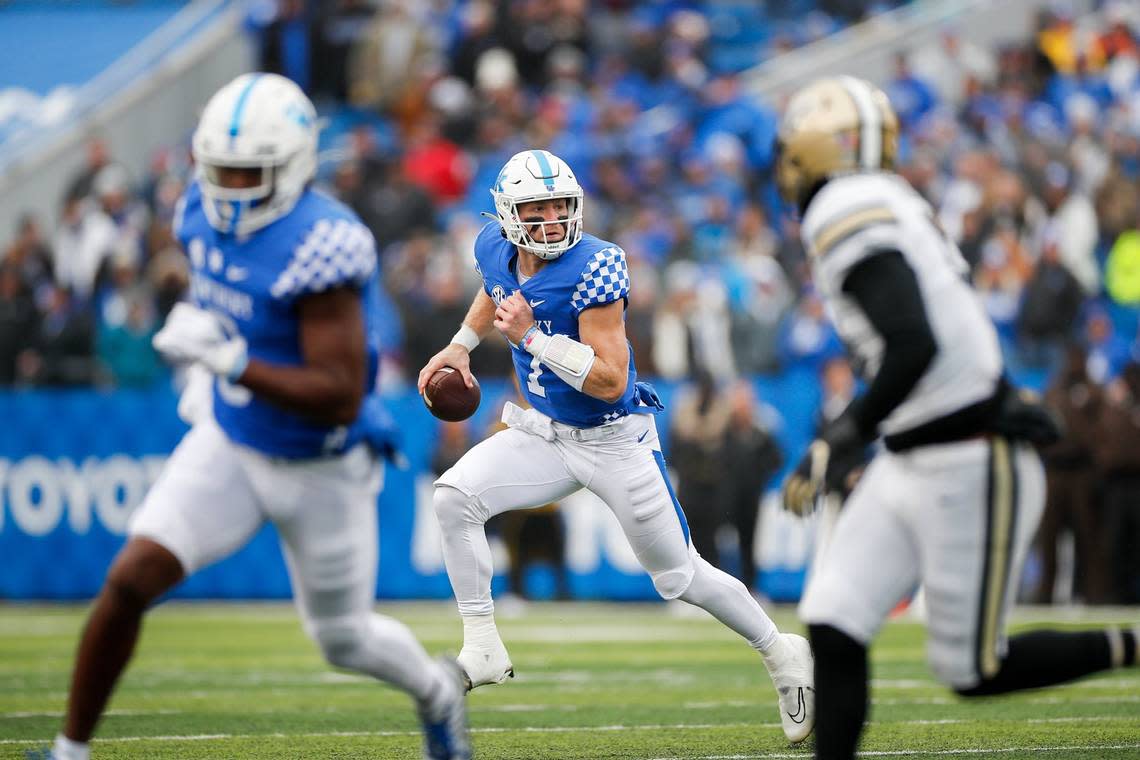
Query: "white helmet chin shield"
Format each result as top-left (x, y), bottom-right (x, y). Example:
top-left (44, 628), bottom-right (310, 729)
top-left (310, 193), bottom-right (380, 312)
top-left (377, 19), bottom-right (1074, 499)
top-left (192, 72), bottom-right (318, 236)
top-left (490, 150), bottom-right (583, 260)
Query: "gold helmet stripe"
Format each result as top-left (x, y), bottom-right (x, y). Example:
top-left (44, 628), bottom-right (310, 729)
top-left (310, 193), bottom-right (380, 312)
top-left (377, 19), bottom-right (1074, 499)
top-left (838, 75), bottom-right (881, 171)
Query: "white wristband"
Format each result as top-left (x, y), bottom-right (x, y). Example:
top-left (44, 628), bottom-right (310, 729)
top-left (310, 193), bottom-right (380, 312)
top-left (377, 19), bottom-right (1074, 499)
top-left (450, 324), bottom-right (481, 352)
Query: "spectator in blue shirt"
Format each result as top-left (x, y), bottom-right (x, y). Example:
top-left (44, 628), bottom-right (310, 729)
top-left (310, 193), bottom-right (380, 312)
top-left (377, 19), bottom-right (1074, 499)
top-left (886, 52), bottom-right (938, 130)
top-left (1085, 305), bottom-right (1133, 383)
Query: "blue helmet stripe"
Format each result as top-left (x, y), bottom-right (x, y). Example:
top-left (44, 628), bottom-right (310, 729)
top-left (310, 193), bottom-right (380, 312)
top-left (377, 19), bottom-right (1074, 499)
top-left (531, 149), bottom-right (556, 190)
top-left (228, 74), bottom-right (263, 142)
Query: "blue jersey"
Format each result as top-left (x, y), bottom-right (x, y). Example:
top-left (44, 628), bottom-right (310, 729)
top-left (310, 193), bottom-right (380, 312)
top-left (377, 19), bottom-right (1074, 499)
top-left (473, 222), bottom-right (647, 428)
top-left (174, 182), bottom-right (380, 458)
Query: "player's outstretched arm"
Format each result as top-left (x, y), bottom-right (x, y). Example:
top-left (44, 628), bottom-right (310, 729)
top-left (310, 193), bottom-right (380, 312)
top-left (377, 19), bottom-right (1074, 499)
top-left (238, 287), bottom-right (366, 425)
top-left (417, 290), bottom-right (496, 393)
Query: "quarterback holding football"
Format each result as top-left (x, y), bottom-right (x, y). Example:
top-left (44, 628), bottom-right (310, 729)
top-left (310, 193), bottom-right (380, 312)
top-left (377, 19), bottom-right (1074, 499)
top-left (417, 149), bottom-right (817, 744)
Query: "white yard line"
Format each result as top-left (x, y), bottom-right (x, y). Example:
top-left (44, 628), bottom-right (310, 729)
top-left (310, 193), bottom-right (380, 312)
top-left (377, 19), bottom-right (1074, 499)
top-left (0, 709), bottom-right (181, 719)
top-left (870, 678), bottom-right (1140, 690)
top-left (5, 699), bottom-right (1135, 720)
top-left (0, 704), bottom-right (581, 719)
top-left (2, 717), bottom-right (1135, 745)
top-left (1028, 694), bottom-right (1140, 704)
top-left (685, 695), bottom-right (1140, 709)
top-left (0, 724), bottom-right (770, 745)
top-left (651, 745), bottom-right (1140, 760)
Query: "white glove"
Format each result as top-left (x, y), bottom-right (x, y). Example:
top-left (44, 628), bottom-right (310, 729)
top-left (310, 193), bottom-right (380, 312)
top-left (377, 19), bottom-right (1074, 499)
top-left (177, 363), bottom-right (215, 425)
top-left (153, 303), bottom-right (249, 381)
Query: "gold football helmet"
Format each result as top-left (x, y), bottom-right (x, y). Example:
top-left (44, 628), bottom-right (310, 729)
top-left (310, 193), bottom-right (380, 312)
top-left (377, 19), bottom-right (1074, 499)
top-left (775, 76), bottom-right (900, 209)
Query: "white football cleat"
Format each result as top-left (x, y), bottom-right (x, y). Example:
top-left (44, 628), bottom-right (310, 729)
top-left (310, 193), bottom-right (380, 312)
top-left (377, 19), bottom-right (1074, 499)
top-left (763, 632), bottom-right (816, 743)
top-left (457, 636), bottom-right (514, 692)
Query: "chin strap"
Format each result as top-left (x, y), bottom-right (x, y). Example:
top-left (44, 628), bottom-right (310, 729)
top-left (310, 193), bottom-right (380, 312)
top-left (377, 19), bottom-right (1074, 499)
top-left (480, 211), bottom-right (508, 239)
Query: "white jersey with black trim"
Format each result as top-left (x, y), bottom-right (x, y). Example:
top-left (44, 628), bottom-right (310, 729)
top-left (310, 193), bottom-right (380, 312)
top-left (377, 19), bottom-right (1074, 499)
top-left (800, 171), bottom-right (1003, 436)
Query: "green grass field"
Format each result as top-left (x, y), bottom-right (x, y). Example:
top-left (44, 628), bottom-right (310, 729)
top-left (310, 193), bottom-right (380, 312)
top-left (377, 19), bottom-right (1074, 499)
top-left (1, 602), bottom-right (1138, 759)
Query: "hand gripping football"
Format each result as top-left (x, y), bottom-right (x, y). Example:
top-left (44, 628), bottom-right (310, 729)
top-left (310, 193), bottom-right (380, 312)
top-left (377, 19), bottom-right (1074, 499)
top-left (423, 367), bottom-right (481, 422)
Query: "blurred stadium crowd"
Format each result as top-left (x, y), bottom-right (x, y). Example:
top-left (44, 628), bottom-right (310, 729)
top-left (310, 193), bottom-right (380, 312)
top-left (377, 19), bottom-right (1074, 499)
top-left (1, 1), bottom-right (1140, 600)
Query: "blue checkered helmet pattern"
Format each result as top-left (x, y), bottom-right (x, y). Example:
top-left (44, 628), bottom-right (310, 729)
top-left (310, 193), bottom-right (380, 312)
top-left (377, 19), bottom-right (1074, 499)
top-left (571, 246), bottom-right (630, 313)
top-left (270, 218), bottom-right (376, 299)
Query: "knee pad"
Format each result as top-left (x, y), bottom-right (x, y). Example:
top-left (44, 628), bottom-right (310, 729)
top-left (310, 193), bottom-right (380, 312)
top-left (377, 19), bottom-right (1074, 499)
top-left (651, 560), bottom-right (695, 600)
top-left (927, 647), bottom-right (981, 692)
top-left (310, 616), bottom-right (369, 671)
top-left (432, 485), bottom-right (485, 532)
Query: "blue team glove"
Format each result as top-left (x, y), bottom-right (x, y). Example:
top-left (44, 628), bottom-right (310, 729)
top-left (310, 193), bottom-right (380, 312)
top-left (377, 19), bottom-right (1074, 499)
top-left (633, 382), bottom-right (665, 412)
top-left (360, 395), bottom-right (408, 469)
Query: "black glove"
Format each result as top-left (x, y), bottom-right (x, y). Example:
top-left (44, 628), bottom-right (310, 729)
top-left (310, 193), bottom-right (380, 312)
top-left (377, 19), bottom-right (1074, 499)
top-left (782, 411), bottom-right (868, 516)
top-left (990, 388), bottom-right (1064, 447)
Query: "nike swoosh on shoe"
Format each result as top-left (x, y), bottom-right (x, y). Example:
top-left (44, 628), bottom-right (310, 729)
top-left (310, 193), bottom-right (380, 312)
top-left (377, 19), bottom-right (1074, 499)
top-left (787, 687), bottom-right (807, 724)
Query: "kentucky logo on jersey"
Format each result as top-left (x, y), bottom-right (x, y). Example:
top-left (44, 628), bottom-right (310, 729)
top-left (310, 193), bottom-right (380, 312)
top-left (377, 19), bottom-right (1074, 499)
top-left (174, 181), bottom-right (382, 459)
top-left (471, 220), bottom-right (641, 428)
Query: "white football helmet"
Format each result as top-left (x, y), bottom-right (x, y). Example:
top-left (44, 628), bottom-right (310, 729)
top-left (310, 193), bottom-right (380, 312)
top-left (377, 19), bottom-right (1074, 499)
top-left (490, 150), bottom-right (583, 260)
top-left (192, 72), bottom-right (318, 236)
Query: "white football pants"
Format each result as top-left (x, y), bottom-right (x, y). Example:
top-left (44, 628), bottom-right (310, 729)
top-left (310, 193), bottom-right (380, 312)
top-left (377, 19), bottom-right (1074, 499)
top-left (434, 404), bottom-right (780, 651)
top-left (799, 437), bottom-right (1045, 689)
top-left (129, 420), bottom-right (444, 702)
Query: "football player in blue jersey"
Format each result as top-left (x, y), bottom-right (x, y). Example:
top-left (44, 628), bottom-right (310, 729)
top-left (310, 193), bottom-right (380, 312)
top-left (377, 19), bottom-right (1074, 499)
top-left (49, 74), bottom-right (470, 760)
top-left (417, 149), bottom-right (816, 743)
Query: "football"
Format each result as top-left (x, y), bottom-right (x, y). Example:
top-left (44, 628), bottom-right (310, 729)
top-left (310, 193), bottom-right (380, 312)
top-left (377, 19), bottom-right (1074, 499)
top-left (423, 367), bottom-right (481, 421)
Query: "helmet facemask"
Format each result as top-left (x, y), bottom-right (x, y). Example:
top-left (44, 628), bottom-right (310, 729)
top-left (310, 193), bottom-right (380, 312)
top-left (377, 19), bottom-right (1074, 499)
top-left (497, 190), bottom-right (583, 260)
top-left (197, 160), bottom-right (276, 233)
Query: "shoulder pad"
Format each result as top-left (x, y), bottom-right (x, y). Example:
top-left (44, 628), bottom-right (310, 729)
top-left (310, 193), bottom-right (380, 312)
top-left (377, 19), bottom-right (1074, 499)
top-left (803, 175), bottom-right (898, 259)
top-left (473, 220), bottom-right (509, 272)
top-left (269, 217), bottom-right (376, 300)
top-left (570, 243), bottom-right (629, 313)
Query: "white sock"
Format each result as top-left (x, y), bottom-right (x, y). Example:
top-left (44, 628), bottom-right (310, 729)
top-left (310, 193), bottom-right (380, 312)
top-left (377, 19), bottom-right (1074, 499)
top-left (751, 627), bottom-right (782, 656)
top-left (435, 486), bottom-right (496, 618)
top-left (461, 613), bottom-right (503, 650)
top-left (760, 631), bottom-right (794, 666)
top-left (678, 556), bottom-right (780, 653)
top-left (335, 614), bottom-right (443, 704)
top-left (52, 735), bottom-right (89, 760)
